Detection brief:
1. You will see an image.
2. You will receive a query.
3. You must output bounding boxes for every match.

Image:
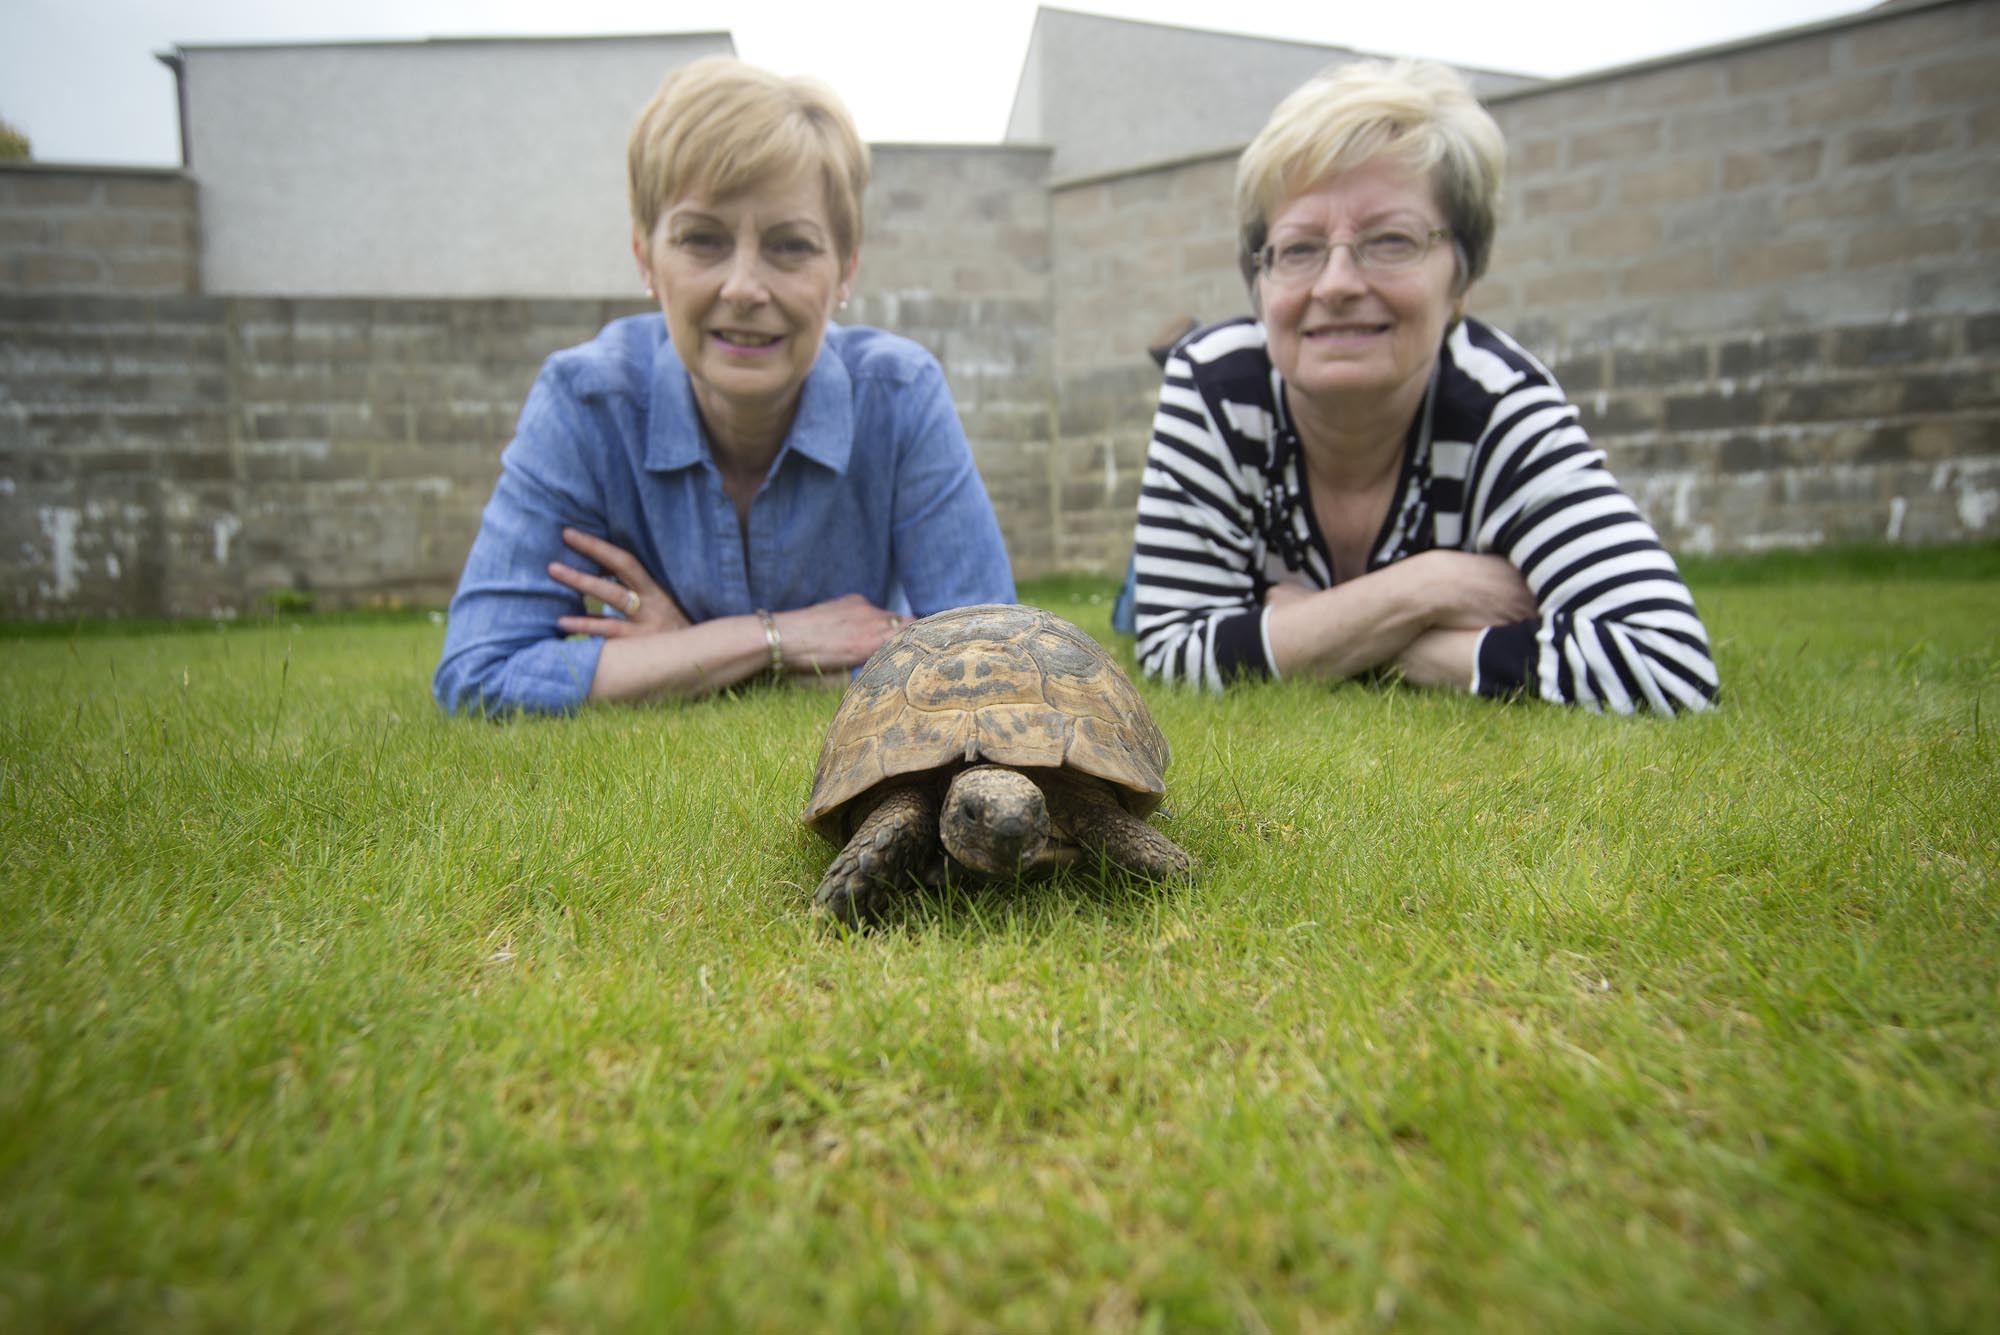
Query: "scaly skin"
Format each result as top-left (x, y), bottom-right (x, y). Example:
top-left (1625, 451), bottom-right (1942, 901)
top-left (812, 785), bottom-right (938, 927)
top-left (939, 766), bottom-right (1051, 876)
top-left (814, 769), bottom-right (1190, 925)
top-left (1037, 770), bottom-right (1193, 881)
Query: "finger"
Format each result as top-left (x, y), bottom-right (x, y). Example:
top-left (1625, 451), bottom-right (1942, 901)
top-left (548, 561), bottom-right (633, 610)
top-left (560, 526), bottom-right (623, 560)
top-left (562, 528), bottom-right (657, 593)
top-left (556, 614), bottom-right (634, 638)
top-left (547, 559), bottom-right (614, 595)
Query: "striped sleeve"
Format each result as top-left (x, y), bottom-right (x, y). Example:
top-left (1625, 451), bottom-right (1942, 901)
top-left (1454, 324), bottom-right (1719, 715)
top-left (1131, 325), bottom-right (1274, 691)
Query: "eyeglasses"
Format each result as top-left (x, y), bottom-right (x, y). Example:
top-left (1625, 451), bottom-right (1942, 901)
top-left (1258, 227), bottom-right (1453, 284)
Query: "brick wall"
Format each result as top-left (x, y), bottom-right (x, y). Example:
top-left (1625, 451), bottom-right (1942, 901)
top-left (0, 165), bottom-right (199, 295)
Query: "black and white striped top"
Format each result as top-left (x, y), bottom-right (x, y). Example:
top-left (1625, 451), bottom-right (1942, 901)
top-left (1133, 316), bottom-right (1718, 714)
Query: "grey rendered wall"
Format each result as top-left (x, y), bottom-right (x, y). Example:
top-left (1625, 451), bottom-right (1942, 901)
top-left (1005, 8), bottom-right (1536, 180)
top-left (181, 33), bottom-right (731, 298)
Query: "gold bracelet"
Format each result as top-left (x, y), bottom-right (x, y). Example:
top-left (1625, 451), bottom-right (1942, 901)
top-left (756, 608), bottom-right (783, 675)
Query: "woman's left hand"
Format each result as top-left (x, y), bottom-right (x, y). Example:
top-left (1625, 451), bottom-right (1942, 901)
top-left (550, 527), bottom-right (690, 638)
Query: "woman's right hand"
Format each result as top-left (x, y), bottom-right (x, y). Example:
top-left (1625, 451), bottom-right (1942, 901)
top-left (1403, 550), bottom-right (1537, 630)
top-left (550, 527), bottom-right (690, 638)
top-left (773, 593), bottom-right (907, 677)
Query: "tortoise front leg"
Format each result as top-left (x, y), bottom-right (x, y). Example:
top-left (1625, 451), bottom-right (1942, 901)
top-left (812, 784), bottom-right (940, 927)
top-left (1037, 772), bottom-right (1192, 883)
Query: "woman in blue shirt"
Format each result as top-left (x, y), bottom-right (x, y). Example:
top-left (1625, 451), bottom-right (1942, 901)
top-left (434, 57), bottom-right (1015, 715)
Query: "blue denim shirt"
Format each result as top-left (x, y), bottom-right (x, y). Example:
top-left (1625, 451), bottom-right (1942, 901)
top-left (433, 315), bottom-right (1015, 715)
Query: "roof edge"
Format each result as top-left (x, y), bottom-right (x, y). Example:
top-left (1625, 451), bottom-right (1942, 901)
top-left (166, 30), bottom-right (734, 56)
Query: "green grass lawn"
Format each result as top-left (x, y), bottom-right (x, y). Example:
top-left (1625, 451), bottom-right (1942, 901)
top-left (3, 546), bottom-right (1996, 1331)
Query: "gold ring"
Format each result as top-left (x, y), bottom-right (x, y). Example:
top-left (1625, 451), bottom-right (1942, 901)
top-left (624, 588), bottom-right (641, 616)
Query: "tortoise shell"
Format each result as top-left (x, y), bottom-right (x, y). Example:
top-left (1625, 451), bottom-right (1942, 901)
top-left (800, 603), bottom-right (1171, 842)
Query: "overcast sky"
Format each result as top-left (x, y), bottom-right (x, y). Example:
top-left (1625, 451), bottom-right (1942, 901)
top-left (6, 0), bottom-right (1874, 166)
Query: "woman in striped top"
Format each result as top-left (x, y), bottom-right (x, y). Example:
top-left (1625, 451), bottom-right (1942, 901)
top-left (1133, 60), bottom-right (1717, 714)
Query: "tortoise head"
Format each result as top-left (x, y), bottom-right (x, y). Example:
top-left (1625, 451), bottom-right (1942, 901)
top-left (939, 765), bottom-right (1049, 877)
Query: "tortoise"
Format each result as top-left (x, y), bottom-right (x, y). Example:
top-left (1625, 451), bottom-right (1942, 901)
top-left (800, 603), bottom-right (1192, 925)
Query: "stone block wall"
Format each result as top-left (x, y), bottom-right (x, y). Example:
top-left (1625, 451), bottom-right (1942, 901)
top-left (0, 294), bottom-right (643, 617)
top-left (1048, 154), bottom-right (1245, 576)
top-left (1535, 313), bottom-right (2000, 555)
top-left (1476, 3), bottom-right (2000, 341)
top-left (1, 295), bottom-right (227, 616)
top-left (3, 0), bottom-right (1996, 618)
top-left (856, 146), bottom-right (1060, 576)
top-left (1465, 0), bottom-right (2000, 553)
top-left (0, 166), bottom-right (199, 295)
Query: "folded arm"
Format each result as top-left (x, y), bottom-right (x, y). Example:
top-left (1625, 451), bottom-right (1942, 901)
top-left (1132, 353), bottom-right (1715, 713)
top-left (1262, 550), bottom-right (1535, 688)
top-left (1460, 398), bottom-right (1719, 714)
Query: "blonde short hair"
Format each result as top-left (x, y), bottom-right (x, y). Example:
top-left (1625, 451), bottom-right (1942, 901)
top-left (628, 56), bottom-right (870, 261)
top-left (1235, 59), bottom-right (1505, 293)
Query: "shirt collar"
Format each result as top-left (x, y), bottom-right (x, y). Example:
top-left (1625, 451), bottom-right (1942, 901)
top-left (643, 323), bottom-right (855, 476)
